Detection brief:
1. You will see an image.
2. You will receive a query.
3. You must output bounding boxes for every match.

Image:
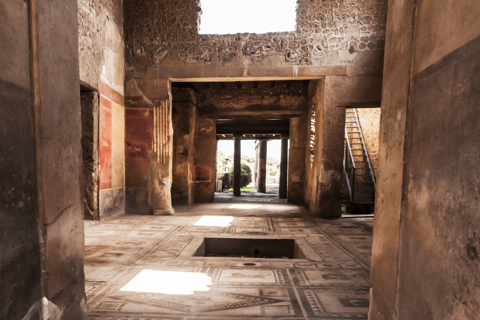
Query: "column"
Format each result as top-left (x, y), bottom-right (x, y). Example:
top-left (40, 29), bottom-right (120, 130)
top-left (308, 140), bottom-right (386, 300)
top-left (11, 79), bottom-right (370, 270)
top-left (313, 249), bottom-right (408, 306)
top-left (233, 136), bottom-right (241, 196)
top-left (287, 117), bottom-right (307, 204)
top-left (279, 136), bottom-right (288, 199)
top-left (149, 101), bottom-right (175, 215)
top-left (257, 140), bottom-right (267, 193)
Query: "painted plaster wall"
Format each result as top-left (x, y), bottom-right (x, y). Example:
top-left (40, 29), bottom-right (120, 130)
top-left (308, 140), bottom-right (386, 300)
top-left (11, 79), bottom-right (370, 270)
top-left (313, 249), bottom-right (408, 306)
top-left (124, 78), bottom-right (171, 213)
top-left (99, 83), bottom-right (125, 219)
top-left (0, 1), bottom-right (43, 319)
top-left (125, 105), bottom-right (154, 214)
top-left (368, 0), bottom-right (414, 317)
top-left (78, 0), bottom-right (125, 219)
top-left (396, 3), bottom-right (480, 320)
top-left (370, 1), bottom-right (480, 319)
top-left (193, 117), bottom-right (217, 202)
top-left (356, 108), bottom-right (380, 178)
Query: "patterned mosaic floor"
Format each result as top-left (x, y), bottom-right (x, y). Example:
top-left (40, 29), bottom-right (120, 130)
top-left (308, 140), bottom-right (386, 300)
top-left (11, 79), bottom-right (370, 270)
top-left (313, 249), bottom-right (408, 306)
top-left (85, 203), bottom-right (373, 319)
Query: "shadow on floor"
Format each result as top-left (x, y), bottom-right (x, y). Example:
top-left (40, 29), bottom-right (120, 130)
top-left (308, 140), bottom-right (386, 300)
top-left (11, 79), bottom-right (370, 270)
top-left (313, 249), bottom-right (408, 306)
top-left (214, 191), bottom-right (286, 204)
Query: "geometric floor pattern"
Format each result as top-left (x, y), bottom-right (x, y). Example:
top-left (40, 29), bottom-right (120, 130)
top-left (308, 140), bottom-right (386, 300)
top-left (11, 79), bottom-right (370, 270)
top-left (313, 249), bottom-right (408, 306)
top-left (85, 202), bottom-right (373, 319)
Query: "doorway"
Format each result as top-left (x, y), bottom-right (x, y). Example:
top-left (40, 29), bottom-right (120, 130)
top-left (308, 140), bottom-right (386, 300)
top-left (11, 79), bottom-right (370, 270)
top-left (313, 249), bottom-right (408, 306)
top-left (80, 84), bottom-right (99, 220)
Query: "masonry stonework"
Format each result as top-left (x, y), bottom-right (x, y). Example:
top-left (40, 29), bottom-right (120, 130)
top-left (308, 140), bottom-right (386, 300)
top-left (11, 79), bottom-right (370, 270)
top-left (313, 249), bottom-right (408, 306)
top-left (124, 0), bottom-right (386, 69)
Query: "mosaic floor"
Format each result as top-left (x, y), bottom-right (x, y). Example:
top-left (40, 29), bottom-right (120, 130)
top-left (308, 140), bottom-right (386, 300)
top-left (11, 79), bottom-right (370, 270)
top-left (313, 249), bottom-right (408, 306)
top-left (85, 203), bottom-right (373, 320)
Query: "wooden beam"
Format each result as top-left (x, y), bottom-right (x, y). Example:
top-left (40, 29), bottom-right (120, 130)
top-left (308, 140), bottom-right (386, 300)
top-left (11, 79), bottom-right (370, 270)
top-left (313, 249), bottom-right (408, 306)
top-left (337, 101), bottom-right (381, 108)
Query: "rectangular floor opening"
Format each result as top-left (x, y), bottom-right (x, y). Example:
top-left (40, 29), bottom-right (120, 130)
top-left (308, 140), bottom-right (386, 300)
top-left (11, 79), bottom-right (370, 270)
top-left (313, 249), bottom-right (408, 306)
top-left (194, 238), bottom-right (306, 259)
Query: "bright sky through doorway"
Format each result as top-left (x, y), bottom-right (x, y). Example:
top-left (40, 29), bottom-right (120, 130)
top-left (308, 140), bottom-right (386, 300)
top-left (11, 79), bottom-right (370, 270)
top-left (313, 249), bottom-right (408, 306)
top-left (217, 140), bottom-right (282, 160)
top-left (199, 0), bottom-right (297, 35)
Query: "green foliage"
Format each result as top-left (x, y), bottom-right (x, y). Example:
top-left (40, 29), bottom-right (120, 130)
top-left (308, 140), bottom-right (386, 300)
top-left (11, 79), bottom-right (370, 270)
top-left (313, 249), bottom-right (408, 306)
top-left (229, 163), bottom-right (252, 188)
top-left (217, 150), bottom-right (226, 171)
top-left (269, 167), bottom-right (279, 177)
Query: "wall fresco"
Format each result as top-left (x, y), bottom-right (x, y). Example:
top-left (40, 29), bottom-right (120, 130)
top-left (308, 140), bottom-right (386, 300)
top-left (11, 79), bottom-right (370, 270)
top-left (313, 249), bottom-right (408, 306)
top-left (99, 97), bottom-right (112, 190)
top-left (125, 108), bottom-right (154, 188)
top-left (99, 83), bottom-right (125, 191)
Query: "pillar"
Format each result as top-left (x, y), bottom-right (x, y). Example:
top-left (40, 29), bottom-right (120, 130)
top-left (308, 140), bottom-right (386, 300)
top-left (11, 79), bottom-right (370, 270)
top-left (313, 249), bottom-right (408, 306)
top-left (279, 137), bottom-right (288, 199)
top-left (257, 140), bottom-right (267, 193)
top-left (287, 117), bottom-right (307, 204)
top-left (149, 101), bottom-right (175, 215)
top-left (233, 136), bottom-right (241, 196)
top-left (313, 78), bottom-right (345, 217)
top-left (171, 94), bottom-right (196, 205)
top-left (193, 116), bottom-right (216, 202)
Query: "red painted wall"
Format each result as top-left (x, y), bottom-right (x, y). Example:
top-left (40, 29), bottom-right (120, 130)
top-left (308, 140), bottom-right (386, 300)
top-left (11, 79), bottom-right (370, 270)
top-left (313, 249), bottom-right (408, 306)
top-left (99, 96), bottom-right (112, 190)
top-left (125, 105), bottom-right (153, 188)
top-left (99, 82), bottom-right (124, 190)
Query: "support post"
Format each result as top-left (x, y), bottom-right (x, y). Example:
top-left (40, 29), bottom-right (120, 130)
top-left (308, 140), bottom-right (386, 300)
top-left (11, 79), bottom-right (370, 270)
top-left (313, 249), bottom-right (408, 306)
top-left (280, 136), bottom-right (288, 199)
top-left (149, 101), bottom-right (175, 215)
top-left (233, 136), bottom-right (241, 196)
top-left (257, 140), bottom-right (267, 193)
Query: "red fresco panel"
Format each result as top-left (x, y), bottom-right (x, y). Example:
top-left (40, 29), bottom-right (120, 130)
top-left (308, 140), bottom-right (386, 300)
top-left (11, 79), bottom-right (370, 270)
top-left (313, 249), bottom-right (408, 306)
top-left (100, 82), bottom-right (123, 105)
top-left (125, 107), bottom-right (153, 188)
top-left (99, 97), bottom-right (112, 190)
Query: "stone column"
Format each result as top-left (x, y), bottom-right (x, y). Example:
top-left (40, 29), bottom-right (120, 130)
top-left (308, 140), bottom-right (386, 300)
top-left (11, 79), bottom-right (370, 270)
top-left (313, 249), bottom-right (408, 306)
top-left (311, 78), bottom-right (345, 217)
top-left (279, 136), bottom-right (288, 199)
top-left (257, 140), bottom-right (267, 193)
top-left (149, 101), bottom-right (175, 215)
top-left (287, 117), bottom-right (307, 204)
top-left (233, 136), bottom-right (241, 196)
top-left (171, 91), bottom-right (196, 205)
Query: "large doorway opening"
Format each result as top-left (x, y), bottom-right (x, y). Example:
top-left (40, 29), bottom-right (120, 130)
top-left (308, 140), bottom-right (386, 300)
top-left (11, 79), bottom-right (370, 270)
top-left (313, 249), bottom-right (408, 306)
top-left (215, 138), bottom-right (287, 203)
top-left (170, 80), bottom-right (308, 205)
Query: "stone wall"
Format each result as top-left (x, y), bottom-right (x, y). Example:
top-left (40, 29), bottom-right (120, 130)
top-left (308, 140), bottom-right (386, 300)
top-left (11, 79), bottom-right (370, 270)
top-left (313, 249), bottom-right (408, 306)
top-left (193, 117), bottom-right (216, 202)
top-left (81, 91), bottom-right (100, 220)
top-left (122, 0), bottom-right (387, 216)
top-left (193, 81), bottom-right (308, 111)
top-left (1, 0), bottom-right (87, 318)
top-left (369, 1), bottom-right (480, 319)
top-left (171, 88), bottom-right (197, 204)
top-left (303, 74), bottom-right (382, 217)
top-left (288, 117), bottom-right (308, 204)
top-left (304, 80), bottom-right (322, 212)
top-left (0, 2), bottom-right (43, 319)
top-left (124, 0), bottom-right (386, 70)
top-left (37, 0), bottom-right (86, 316)
top-left (78, 0), bottom-right (126, 219)
top-left (78, 0), bottom-right (124, 89)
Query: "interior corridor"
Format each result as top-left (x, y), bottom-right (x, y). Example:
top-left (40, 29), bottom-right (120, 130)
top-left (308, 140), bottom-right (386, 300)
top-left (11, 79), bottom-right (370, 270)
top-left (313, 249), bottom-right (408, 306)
top-left (85, 203), bottom-right (373, 319)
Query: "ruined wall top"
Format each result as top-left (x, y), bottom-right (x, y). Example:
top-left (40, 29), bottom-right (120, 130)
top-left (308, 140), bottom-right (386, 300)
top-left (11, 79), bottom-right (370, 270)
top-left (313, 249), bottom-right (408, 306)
top-left (124, 0), bottom-right (387, 73)
top-left (78, 0), bottom-right (124, 90)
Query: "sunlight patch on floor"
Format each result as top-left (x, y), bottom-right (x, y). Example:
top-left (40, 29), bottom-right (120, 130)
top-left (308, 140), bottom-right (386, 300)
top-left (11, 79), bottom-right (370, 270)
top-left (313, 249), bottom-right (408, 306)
top-left (121, 270), bottom-right (212, 295)
top-left (194, 216), bottom-right (235, 227)
top-left (228, 204), bottom-right (261, 209)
